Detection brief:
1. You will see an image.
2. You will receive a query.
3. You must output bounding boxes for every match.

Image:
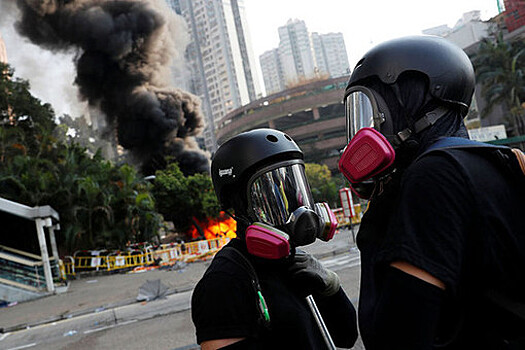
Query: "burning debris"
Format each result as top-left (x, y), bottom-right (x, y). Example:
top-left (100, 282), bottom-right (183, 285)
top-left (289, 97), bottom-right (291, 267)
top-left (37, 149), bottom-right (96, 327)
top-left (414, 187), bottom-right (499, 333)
top-left (189, 212), bottom-right (237, 241)
top-left (13, 0), bottom-right (210, 175)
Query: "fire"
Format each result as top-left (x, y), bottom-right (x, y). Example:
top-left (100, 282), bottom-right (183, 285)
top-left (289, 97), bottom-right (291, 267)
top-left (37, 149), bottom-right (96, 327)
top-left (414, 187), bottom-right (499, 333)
top-left (190, 212), bottom-right (237, 240)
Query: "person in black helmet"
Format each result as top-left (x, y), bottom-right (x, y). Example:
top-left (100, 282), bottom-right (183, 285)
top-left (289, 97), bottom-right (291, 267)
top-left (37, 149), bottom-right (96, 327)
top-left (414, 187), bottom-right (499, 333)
top-left (191, 128), bottom-right (358, 349)
top-left (338, 35), bottom-right (525, 349)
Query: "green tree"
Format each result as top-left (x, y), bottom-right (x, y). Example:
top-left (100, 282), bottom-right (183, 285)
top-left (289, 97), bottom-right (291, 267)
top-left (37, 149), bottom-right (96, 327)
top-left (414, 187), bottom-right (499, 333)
top-left (471, 31), bottom-right (525, 136)
top-left (0, 63), bottom-right (56, 158)
top-left (153, 162), bottom-right (220, 239)
top-left (0, 64), bottom-right (162, 253)
top-left (304, 163), bottom-right (340, 208)
top-left (110, 164), bottom-right (162, 246)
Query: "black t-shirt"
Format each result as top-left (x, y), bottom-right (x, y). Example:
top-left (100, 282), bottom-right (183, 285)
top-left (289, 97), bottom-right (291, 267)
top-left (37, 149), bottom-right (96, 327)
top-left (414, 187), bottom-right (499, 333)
top-left (191, 239), bottom-right (357, 349)
top-left (357, 147), bottom-right (525, 349)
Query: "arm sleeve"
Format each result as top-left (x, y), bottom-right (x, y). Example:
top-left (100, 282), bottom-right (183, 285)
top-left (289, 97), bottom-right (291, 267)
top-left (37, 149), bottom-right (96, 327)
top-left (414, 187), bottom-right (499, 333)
top-left (314, 287), bottom-right (358, 348)
top-left (377, 154), bottom-right (474, 293)
top-left (191, 272), bottom-right (260, 344)
top-left (372, 266), bottom-right (445, 350)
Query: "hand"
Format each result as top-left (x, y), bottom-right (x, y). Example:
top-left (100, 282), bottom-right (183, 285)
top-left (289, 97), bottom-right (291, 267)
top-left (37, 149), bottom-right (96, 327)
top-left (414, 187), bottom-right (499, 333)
top-left (287, 250), bottom-right (340, 297)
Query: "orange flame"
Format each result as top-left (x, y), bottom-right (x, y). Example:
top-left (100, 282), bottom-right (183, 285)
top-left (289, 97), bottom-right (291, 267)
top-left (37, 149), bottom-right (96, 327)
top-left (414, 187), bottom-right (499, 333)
top-left (190, 212), bottom-right (237, 240)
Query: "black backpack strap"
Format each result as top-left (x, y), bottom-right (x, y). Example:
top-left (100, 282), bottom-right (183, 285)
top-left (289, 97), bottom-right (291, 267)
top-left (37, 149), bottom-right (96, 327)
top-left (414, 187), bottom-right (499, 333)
top-left (213, 246), bottom-right (271, 328)
top-left (416, 137), bottom-right (506, 161)
top-left (417, 137), bottom-right (525, 186)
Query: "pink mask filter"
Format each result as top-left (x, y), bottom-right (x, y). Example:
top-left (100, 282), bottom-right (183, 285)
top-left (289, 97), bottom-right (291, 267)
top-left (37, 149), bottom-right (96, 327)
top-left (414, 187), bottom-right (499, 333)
top-left (315, 202), bottom-right (338, 241)
top-left (245, 222), bottom-right (290, 259)
top-left (339, 127), bottom-right (395, 183)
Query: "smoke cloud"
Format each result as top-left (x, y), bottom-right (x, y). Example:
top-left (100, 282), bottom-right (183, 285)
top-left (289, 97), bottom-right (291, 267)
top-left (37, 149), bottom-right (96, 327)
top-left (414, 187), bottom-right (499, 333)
top-left (0, 1), bottom-right (88, 121)
top-left (13, 0), bottom-right (209, 175)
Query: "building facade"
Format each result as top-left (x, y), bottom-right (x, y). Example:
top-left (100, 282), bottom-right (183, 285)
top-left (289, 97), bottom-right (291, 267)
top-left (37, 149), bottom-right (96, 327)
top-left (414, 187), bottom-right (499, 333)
top-left (277, 19), bottom-right (316, 89)
top-left (424, 9), bottom-right (525, 139)
top-left (259, 48), bottom-right (285, 95)
top-left (169, 0), bottom-right (262, 152)
top-left (311, 32), bottom-right (350, 79)
top-left (423, 11), bottom-right (493, 50)
top-left (260, 19), bottom-right (350, 96)
top-left (503, 0), bottom-right (525, 32)
top-left (216, 76), bottom-right (349, 171)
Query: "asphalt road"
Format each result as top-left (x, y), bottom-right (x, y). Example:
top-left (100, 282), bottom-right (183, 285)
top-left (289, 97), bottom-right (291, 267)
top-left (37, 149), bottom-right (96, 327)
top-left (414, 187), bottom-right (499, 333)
top-left (2, 250), bottom-right (364, 350)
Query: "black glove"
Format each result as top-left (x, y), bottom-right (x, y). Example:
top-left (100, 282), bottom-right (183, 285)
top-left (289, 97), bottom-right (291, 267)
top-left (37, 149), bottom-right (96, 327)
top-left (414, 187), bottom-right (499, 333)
top-left (287, 249), bottom-right (340, 297)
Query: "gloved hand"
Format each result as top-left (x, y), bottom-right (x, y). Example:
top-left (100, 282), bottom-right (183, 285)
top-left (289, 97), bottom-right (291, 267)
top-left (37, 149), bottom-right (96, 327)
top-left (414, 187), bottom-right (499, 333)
top-left (286, 249), bottom-right (340, 297)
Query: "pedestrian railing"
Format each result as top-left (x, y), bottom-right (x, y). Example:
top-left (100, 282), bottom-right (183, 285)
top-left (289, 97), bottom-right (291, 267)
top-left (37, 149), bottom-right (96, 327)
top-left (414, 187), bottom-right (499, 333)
top-left (62, 237), bottom-right (230, 277)
top-left (0, 245), bottom-right (62, 291)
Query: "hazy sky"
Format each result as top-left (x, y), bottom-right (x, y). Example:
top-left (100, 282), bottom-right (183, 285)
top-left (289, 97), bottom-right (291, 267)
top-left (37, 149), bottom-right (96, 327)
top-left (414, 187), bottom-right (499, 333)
top-left (243, 0), bottom-right (501, 69)
top-left (0, 0), bottom-right (502, 116)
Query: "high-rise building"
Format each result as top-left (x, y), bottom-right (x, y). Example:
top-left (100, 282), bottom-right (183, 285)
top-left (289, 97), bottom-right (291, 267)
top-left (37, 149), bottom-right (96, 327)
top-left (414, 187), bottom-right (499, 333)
top-left (311, 32), bottom-right (350, 78)
top-left (0, 32), bottom-right (7, 64)
top-left (260, 19), bottom-right (350, 95)
top-left (169, 0), bottom-right (262, 152)
top-left (277, 19), bottom-right (316, 88)
top-left (259, 49), bottom-right (285, 95)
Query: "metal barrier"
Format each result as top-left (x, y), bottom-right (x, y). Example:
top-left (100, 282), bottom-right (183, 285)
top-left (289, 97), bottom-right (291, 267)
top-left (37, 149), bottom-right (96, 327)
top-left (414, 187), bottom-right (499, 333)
top-left (62, 237), bottom-right (230, 277)
top-left (0, 247), bottom-right (62, 291)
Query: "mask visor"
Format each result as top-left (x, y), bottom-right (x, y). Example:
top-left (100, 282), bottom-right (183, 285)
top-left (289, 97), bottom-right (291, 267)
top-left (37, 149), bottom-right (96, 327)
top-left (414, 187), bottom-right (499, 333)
top-left (345, 89), bottom-right (376, 141)
top-left (249, 163), bottom-right (315, 228)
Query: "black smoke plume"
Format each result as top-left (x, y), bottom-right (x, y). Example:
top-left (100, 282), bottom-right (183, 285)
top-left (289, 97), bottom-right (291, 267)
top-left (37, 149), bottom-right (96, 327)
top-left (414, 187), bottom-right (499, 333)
top-left (14, 0), bottom-right (209, 175)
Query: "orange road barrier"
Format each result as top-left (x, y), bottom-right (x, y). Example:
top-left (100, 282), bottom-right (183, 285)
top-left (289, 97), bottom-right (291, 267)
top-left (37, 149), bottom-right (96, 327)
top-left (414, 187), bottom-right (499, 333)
top-left (62, 237), bottom-right (230, 276)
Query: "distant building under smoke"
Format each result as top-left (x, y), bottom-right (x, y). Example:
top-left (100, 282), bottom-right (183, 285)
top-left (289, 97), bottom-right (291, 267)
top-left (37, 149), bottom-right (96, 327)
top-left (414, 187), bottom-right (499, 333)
top-left (0, 32), bottom-right (7, 63)
top-left (11, 0), bottom-right (210, 176)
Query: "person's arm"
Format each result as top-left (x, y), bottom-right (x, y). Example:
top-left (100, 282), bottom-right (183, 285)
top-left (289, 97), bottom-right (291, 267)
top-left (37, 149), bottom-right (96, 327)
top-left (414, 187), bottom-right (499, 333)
top-left (372, 266), bottom-right (445, 350)
top-left (390, 261), bottom-right (445, 290)
top-left (368, 154), bottom-right (470, 348)
top-left (200, 338), bottom-right (245, 350)
top-left (314, 287), bottom-right (358, 348)
top-left (191, 271), bottom-right (260, 348)
top-left (286, 250), bottom-right (358, 348)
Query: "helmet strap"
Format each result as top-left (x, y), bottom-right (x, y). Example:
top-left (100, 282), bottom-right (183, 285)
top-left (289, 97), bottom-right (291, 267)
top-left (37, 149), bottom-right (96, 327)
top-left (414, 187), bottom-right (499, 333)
top-left (393, 106), bottom-right (449, 146)
top-left (224, 210), bottom-right (251, 227)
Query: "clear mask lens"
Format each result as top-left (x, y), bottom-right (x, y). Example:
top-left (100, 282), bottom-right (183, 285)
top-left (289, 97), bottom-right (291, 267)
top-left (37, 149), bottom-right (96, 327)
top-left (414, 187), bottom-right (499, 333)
top-left (346, 91), bottom-right (375, 140)
top-left (249, 164), bottom-right (315, 227)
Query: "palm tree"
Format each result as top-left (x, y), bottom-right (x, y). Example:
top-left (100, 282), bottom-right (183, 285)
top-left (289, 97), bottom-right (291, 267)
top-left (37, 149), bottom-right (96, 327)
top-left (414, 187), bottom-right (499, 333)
top-left (471, 31), bottom-right (525, 136)
top-left (75, 176), bottom-right (113, 247)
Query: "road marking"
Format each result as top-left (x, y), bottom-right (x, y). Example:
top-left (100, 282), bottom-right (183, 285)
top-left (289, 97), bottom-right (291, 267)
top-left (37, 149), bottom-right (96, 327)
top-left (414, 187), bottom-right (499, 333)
top-left (0, 333), bottom-right (10, 341)
top-left (6, 343), bottom-right (37, 350)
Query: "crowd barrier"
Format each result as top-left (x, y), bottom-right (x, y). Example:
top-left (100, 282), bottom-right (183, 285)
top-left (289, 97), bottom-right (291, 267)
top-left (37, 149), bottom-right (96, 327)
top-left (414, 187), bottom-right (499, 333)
top-left (62, 237), bottom-right (230, 277)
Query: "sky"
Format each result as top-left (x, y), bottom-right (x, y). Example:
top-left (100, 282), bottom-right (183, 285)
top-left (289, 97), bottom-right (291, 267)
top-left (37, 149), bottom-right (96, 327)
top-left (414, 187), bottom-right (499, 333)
top-left (0, 0), bottom-right (501, 118)
top-left (243, 0), bottom-right (501, 69)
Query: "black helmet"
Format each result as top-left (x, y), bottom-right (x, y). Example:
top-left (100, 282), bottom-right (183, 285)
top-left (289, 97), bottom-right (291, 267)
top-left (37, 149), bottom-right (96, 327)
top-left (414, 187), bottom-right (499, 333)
top-left (347, 35), bottom-right (475, 115)
top-left (211, 128), bottom-right (303, 213)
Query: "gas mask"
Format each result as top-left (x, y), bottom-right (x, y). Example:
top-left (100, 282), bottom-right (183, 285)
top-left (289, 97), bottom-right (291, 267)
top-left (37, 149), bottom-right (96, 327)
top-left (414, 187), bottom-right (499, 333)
top-left (244, 163), bottom-right (338, 259)
top-left (339, 86), bottom-right (448, 199)
top-left (338, 86), bottom-right (395, 199)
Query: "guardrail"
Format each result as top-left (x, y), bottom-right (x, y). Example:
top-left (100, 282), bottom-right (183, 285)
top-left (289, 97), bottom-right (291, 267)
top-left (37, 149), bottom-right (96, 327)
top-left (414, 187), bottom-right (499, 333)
top-left (0, 246), bottom-right (62, 291)
top-left (62, 237), bottom-right (230, 277)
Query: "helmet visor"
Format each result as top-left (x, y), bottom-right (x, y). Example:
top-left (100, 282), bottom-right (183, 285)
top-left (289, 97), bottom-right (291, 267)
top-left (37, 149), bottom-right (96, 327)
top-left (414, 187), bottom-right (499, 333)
top-left (345, 87), bottom-right (385, 141)
top-left (249, 163), bottom-right (315, 227)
